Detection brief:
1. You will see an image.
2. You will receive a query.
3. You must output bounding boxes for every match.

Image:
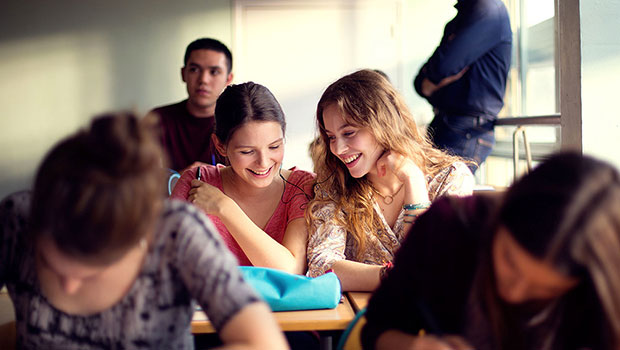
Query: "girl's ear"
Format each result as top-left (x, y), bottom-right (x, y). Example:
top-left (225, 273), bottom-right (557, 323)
top-left (212, 134), bottom-right (227, 157)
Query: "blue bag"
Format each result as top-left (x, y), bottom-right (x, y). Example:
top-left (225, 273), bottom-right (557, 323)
top-left (239, 266), bottom-right (342, 311)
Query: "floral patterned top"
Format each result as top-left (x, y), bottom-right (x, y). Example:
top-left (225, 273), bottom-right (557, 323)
top-left (306, 162), bottom-right (474, 277)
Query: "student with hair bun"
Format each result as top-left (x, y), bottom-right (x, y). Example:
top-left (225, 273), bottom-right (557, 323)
top-left (0, 112), bottom-right (287, 349)
top-left (171, 82), bottom-right (315, 275)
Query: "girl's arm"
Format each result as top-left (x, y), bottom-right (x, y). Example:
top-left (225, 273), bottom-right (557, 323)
top-left (189, 180), bottom-right (307, 274)
top-left (331, 260), bottom-right (383, 292)
top-left (216, 302), bottom-right (289, 350)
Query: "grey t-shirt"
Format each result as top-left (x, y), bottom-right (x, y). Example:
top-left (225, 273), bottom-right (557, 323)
top-left (0, 191), bottom-right (260, 349)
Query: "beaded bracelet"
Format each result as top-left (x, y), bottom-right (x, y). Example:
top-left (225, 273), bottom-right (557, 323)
top-left (403, 202), bottom-right (431, 211)
top-left (380, 262), bottom-right (394, 281)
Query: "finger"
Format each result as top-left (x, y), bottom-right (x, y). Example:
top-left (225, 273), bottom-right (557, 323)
top-left (190, 179), bottom-right (203, 187)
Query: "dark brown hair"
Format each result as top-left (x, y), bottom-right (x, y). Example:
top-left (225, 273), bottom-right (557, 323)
top-left (213, 82), bottom-right (286, 145)
top-left (483, 152), bottom-right (620, 349)
top-left (30, 112), bottom-right (165, 264)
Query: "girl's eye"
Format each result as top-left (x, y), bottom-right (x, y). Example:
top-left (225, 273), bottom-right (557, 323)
top-left (327, 136), bottom-right (336, 142)
top-left (240, 150), bottom-right (253, 155)
top-left (344, 131), bottom-right (355, 137)
top-left (269, 144), bottom-right (281, 150)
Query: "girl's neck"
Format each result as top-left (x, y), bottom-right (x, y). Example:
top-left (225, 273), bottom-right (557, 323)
top-left (367, 171), bottom-right (402, 195)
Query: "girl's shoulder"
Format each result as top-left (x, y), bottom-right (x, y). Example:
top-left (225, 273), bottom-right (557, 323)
top-left (286, 167), bottom-right (316, 185)
top-left (429, 161), bottom-right (475, 198)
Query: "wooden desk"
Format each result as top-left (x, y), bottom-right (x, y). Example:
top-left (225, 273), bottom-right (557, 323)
top-left (192, 297), bottom-right (356, 334)
top-left (347, 292), bottom-right (371, 313)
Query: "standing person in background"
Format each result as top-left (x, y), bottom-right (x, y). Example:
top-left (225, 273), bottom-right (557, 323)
top-left (306, 70), bottom-right (474, 292)
top-left (146, 38), bottom-right (234, 172)
top-left (362, 153), bottom-right (620, 350)
top-left (171, 82), bottom-right (314, 275)
top-left (0, 113), bottom-right (288, 349)
top-left (414, 0), bottom-right (512, 173)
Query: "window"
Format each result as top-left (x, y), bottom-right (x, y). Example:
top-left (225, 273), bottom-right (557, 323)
top-left (481, 0), bottom-right (560, 187)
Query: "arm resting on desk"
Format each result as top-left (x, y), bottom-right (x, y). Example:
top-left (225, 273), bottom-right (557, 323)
top-left (216, 302), bottom-right (289, 350)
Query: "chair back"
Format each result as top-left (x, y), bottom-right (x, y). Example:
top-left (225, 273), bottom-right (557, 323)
top-left (337, 308), bottom-right (367, 350)
top-left (167, 169), bottom-right (180, 195)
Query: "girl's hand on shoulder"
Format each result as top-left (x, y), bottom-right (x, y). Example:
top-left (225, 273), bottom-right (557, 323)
top-left (187, 179), bottom-right (231, 216)
top-left (377, 151), bottom-right (425, 185)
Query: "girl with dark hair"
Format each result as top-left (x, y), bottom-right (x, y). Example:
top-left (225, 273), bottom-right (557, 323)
top-left (171, 82), bottom-right (315, 274)
top-left (362, 152), bottom-right (620, 350)
top-left (306, 69), bottom-right (474, 291)
top-left (0, 113), bottom-right (287, 349)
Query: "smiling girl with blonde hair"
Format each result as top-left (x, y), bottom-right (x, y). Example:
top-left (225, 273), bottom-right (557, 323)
top-left (306, 69), bottom-right (474, 291)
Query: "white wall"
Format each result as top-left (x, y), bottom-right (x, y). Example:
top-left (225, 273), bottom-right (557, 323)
top-left (0, 0), bottom-right (458, 198)
top-left (0, 0), bottom-right (233, 199)
top-left (580, 0), bottom-right (620, 169)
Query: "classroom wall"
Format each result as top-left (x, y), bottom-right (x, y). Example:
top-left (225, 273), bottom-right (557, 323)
top-left (580, 0), bottom-right (620, 169)
top-left (0, 0), bottom-right (233, 199)
top-left (0, 0), bottom-right (456, 199)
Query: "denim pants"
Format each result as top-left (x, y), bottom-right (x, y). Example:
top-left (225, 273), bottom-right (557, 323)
top-left (427, 111), bottom-right (496, 173)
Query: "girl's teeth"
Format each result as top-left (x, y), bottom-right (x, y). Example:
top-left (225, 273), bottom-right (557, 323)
top-left (251, 169), bottom-right (269, 175)
top-left (343, 154), bottom-right (360, 164)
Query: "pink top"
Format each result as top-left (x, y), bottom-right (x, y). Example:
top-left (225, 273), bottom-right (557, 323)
top-left (171, 164), bottom-right (316, 265)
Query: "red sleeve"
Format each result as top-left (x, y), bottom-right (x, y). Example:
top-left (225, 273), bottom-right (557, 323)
top-left (286, 170), bottom-right (315, 223)
top-left (169, 168), bottom-right (198, 201)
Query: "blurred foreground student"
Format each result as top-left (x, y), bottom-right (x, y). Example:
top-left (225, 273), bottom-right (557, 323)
top-left (363, 153), bottom-right (620, 350)
top-left (171, 82), bottom-right (314, 275)
top-left (0, 113), bottom-right (288, 349)
top-left (306, 69), bottom-right (474, 291)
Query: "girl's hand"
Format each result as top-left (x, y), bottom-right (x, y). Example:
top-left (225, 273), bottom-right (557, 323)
top-left (376, 151), bottom-right (425, 186)
top-left (187, 179), bottom-right (231, 216)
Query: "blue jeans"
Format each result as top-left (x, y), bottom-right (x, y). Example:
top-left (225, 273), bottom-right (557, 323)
top-left (427, 112), bottom-right (495, 173)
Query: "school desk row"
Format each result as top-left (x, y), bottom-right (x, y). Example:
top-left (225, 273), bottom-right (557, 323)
top-left (191, 292), bottom-right (370, 334)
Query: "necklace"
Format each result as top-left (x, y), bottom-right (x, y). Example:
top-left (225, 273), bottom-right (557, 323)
top-left (371, 183), bottom-right (404, 205)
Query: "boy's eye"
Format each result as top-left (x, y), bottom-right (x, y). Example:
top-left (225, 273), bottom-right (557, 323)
top-left (210, 69), bottom-right (221, 76)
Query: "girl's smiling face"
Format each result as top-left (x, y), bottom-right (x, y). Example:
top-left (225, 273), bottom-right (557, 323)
top-left (322, 103), bottom-right (383, 179)
top-left (219, 120), bottom-right (285, 187)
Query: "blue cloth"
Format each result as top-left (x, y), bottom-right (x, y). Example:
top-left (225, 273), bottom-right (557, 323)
top-left (414, 0), bottom-right (512, 119)
top-left (239, 266), bottom-right (342, 312)
top-left (414, 0), bottom-right (512, 170)
top-left (428, 112), bottom-right (495, 173)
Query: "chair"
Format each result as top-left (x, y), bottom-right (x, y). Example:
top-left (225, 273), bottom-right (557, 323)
top-left (337, 308), bottom-right (367, 350)
top-left (167, 169), bottom-right (181, 196)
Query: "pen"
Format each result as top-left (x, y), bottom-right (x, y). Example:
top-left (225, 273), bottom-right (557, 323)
top-left (196, 167), bottom-right (202, 181)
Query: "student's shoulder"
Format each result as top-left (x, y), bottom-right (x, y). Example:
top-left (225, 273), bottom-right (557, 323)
top-left (158, 199), bottom-right (216, 236)
top-left (0, 190), bottom-right (31, 229)
top-left (287, 167), bottom-right (316, 184)
top-left (150, 100), bottom-right (186, 114)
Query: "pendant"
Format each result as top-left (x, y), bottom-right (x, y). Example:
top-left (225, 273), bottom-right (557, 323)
top-left (383, 195), bottom-right (393, 205)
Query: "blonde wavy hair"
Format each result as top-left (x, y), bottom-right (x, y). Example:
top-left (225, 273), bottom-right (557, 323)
top-left (306, 69), bottom-right (463, 260)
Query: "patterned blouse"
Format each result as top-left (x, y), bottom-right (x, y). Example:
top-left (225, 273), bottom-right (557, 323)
top-left (306, 162), bottom-right (474, 277)
top-left (0, 191), bottom-right (260, 349)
